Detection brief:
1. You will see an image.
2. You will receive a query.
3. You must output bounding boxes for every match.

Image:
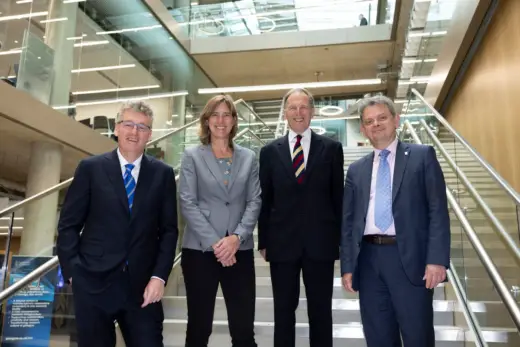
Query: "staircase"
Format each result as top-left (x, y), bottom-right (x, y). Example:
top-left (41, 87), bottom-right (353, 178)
top-left (159, 141), bottom-right (519, 346)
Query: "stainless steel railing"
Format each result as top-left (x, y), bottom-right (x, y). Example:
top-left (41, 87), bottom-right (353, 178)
top-left (0, 127), bottom-right (265, 302)
top-left (403, 120), bottom-right (520, 332)
top-left (418, 118), bottom-right (520, 265)
top-left (411, 88), bottom-right (520, 207)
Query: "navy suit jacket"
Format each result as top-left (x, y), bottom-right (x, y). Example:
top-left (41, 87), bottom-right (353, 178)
top-left (340, 141), bottom-right (450, 289)
top-left (57, 149), bottom-right (178, 298)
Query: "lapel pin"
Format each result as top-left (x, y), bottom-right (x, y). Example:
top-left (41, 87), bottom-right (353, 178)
top-left (405, 151), bottom-right (409, 156)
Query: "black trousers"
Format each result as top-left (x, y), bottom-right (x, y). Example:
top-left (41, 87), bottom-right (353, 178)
top-left (181, 248), bottom-right (257, 347)
top-left (72, 269), bottom-right (164, 347)
top-left (269, 257), bottom-right (335, 347)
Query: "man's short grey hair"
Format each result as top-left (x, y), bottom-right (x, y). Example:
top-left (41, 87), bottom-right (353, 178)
top-left (282, 88), bottom-right (315, 109)
top-left (358, 95), bottom-right (396, 120)
top-left (117, 100), bottom-right (154, 125)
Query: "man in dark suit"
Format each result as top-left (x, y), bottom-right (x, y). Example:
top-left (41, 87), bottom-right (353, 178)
top-left (340, 95), bottom-right (450, 347)
top-left (258, 88), bottom-right (344, 347)
top-left (57, 101), bottom-right (178, 347)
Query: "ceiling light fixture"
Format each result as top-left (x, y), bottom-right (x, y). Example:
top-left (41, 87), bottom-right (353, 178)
top-left (409, 31), bottom-right (447, 38)
top-left (0, 49), bottom-right (23, 56)
top-left (63, 0), bottom-right (87, 3)
top-left (72, 84), bottom-right (160, 95)
top-left (74, 40), bottom-right (109, 47)
top-left (319, 105), bottom-right (343, 116)
top-left (96, 25), bottom-right (162, 35)
top-left (40, 17), bottom-right (68, 23)
top-left (16, 0), bottom-right (33, 4)
top-left (0, 11), bottom-right (48, 22)
top-left (198, 79), bottom-right (382, 94)
top-left (54, 91), bottom-right (189, 109)
top-left (71, 64), bottom-right (136, 73)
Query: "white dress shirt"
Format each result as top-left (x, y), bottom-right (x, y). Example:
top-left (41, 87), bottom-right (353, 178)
top-left (288, 127), bottom-right (312, 167)
top-left (116, 149), bottom-right (164, 284)
top-left (117, 149), bottom-right (142, 183)
top-left (364, 137), bottom-right (398, 236)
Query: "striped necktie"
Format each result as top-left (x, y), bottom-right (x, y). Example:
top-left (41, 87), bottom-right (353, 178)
top-left (124, 164), bottom-right (136, 211)
top-left (292, 135), bottom-right (305, 184)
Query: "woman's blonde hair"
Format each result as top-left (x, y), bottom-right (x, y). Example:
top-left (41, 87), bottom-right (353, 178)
top-left (198, 94), bottom-right (238, 147)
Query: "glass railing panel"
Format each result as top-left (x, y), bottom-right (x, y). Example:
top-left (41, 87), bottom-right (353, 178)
top-left (235, 99), bottom-right (276, 143)
top-left (405, 92), bottom-right (520, 259)
top-left (163, 0), bottom-right (388, 39)
top-left (403, 120), bottom-right (520, 345)
top-left (0, 0), bottom-right (216, 142)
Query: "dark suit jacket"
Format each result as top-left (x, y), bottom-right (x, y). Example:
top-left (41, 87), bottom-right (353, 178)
top-left (340, 141), bottom-right (450, 289)
top-left (57, 149), bottom-right (178, 298)
top-left (258, 131), bottom-right (344, 262)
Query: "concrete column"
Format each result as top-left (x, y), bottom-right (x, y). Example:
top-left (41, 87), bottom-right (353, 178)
top-left (20, 141), bottom-right (62, 256)
top-left (44, 0), bottom-right (78, 110)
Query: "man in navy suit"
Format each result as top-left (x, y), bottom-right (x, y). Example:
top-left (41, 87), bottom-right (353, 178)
top-left (57, 101), bottom-right (178, 347)
top-left (340, 95), bottom-right (450, 347)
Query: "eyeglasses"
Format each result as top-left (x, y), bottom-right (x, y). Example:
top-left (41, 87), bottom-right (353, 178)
top-left (118, 120), bottom-right (151, 132)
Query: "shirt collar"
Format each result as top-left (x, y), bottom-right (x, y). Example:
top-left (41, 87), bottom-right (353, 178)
top-left (289, 127), bottom-right (312, 142)
top-left (374, 136), bottom-right (398, 158)
top-left (117, 148), bottom-right (143, 169)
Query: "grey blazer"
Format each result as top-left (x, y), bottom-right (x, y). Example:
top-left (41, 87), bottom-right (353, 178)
top-left (179, 143), bottom-right (262, 251)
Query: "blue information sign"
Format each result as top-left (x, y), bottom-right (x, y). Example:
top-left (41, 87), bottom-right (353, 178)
top-left (1, 256), bottom-right (57, 347)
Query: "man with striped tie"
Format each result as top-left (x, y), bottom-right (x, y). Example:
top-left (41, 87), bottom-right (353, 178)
top-left (57, 101), bottom-right (178, 347)
top-left (258, 88), bottom-right (344, 347)
top-left (340, 95), bottom-right (450, 347)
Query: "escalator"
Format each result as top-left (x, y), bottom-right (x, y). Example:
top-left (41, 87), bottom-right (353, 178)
top-left (0, 93), bottom-right (519, 346)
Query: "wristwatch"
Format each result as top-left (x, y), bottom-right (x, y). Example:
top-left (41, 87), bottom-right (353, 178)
top-left (234, 233), bottom-right (245, 245)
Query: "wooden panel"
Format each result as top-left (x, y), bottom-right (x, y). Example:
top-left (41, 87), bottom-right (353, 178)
top-left (445, 0), bottom-right (520, 192)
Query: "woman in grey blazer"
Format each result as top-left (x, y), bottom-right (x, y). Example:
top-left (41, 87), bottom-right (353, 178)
top-left (179, 94), bottom-right (261, 347)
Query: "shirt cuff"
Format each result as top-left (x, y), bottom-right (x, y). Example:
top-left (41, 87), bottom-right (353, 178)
top-left (151, 276), bottom-right (165, 284)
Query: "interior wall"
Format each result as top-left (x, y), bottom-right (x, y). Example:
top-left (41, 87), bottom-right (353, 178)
top-left (444, 0), bottom-right (520, 192)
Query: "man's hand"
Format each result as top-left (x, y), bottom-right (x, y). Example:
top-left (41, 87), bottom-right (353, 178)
top-left (259, 249), bottom-right (266, 261)
top-left (213, 235), bottom-right (240, 264)
top-left (423, 264), bottom-right (446, 289)
top-left (142, 278), bottom-right (165, 308)
top-left (342, 273), bottom-right (356, 293)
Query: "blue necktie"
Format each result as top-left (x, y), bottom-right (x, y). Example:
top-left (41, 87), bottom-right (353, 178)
top-left (123, 164), bottom-right (136, 211)
top-left (374, 149), bottom-right (393, 232)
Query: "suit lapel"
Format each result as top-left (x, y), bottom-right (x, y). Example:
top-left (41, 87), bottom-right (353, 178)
top-left (392, 141), bottom-right (410, 202)
top-left (227, 145), bottom-right (243, 191)
top-left (104, 150), bottom-right (130, 214)
top-left (275, 135), bottom-right (296, 181)
top-left (360, 153), bottom-right (374, 222)
top-left (130, 155), bottom-right (156, 221)
top-left (201, 145), bottom-right (229, 195)
top-left (304, 131), bottom-right (324, 181)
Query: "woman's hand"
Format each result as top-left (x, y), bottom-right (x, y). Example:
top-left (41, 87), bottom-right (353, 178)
top-left (213, 235), bottom-right (240, 266)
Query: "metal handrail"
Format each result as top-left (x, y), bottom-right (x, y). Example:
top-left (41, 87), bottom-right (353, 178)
top-left (0, 120), bottom-right (199, 220)
top-left (411, 88), bottom-right (520, 206)
top-left (404, 120), bottom-right (520, 332)
top-left (405, 122), bottom-right (488, 346)
top-left (0, 127), bottom-right (265, 302)
top-left (418, 119), bottom-right (520, 264)
top-left (235, 99), bottom-right (275, 137)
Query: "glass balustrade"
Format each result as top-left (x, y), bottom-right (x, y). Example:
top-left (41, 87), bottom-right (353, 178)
top-left (163, 0), bottom-right (393, 39)
top-left (401, 94), bottom-right (520, 344)
top-left (0, 112), bottom-right (266, 346)
top-left (0, 0), bottom-right (215, 142)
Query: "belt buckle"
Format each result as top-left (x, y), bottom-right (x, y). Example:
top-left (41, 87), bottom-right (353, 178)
top-left (376, 235), bottom-right (383, 245)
